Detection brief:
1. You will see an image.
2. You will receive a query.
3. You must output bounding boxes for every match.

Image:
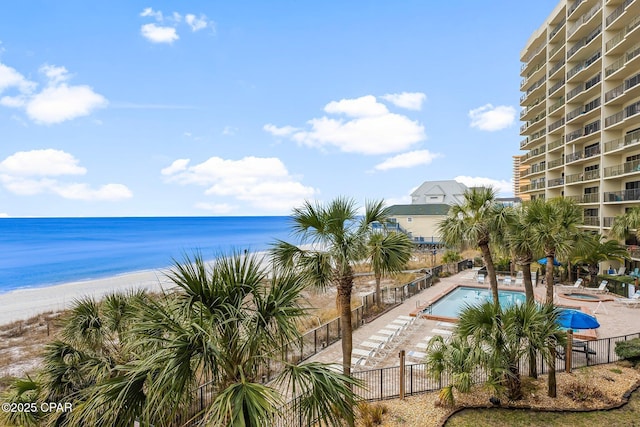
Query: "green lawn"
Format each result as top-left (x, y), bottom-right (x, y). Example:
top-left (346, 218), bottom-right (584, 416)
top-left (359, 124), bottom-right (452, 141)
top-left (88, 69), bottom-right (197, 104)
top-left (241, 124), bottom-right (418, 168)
top-left (445, 390), bottom-right (640, 427)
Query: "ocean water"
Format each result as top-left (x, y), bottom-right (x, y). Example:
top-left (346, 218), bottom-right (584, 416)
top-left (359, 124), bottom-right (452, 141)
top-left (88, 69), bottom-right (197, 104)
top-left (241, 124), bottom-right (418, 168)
top-left (0, 216), bottom-right (292, 293)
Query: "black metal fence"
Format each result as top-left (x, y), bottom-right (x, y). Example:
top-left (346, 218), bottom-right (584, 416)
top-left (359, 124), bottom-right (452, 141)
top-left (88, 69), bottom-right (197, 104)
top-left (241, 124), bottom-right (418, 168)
top-left (183, 260), bottom-right (474, 426)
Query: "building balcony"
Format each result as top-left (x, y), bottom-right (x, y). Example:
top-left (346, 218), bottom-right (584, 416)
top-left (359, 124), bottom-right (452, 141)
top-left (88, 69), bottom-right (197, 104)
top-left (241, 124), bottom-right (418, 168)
top-left (548, 177), bottom-right (565, 187)
top-left (604, 188), bottom-right (640, 202)
top-left (547, 158), bottom-right (564, 170)
top-left (583, 216), bottom-right (600, 227)
top-left (605, 42), bottom-right (640, 79)
top-left (549, 17), bottom-right (566, 41)
top-left (604, 129), bottom-right (640, 153)
top-left (606, 0), bottom-right (634, 28)
top-left (604, 159), bottom-right (640, 178)
top-left (567, 193), bottom-right (600, 203)
top-left (547, 138), bottom-right (564, 152)
top-left (603, 216), bottom-right (615, 228)
top-left (605, 15), bottom-right (640, 56)
top-left (565, 169), bottom-right (600, 184)
top-left (604, 100), bottom-right (640, 130)
top-left (567, 2), bottom-right (602, 40)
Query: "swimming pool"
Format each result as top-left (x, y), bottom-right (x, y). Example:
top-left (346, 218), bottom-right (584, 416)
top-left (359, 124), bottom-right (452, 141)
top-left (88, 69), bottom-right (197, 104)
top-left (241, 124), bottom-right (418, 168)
top-left (423, 286), bottom-right (526, 318)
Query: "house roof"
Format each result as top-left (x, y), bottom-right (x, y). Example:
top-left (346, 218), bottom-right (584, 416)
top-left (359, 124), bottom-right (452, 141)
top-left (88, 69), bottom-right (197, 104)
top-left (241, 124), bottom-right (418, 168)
top-left (387, 204), bottom-right (451, 216)
top-left (410, 180), bottom-right (467, 198)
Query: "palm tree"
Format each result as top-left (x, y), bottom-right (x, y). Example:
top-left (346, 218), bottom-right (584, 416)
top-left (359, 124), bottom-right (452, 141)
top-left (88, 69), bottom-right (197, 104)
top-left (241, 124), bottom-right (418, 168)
top-left (453, 301), bottom-right (564, 400)
top-left (526, 198), bottom-right (587, 304)
top-left (4, 253), bottom-right (360, 427)
top-left (441, 249), bottom-right (463, 274)
top-left (271, 198), bottom-right (392, 379)
top-left (425, 335), bottom-right (475, 406)
top-left (572, 235), bottom-right (630, 284)
top-left (366, 231), bottom-right (413, 307)
top-left (438, 187), bottom-right (509, 306)
top-left (611, 206), bottom-right (640, 241)
top-left (505, 203), bottom-right (537, 304)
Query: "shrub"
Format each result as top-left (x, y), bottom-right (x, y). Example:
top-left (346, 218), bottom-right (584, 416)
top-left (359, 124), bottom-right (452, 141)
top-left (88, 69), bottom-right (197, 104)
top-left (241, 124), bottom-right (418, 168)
top-left (473, 256), bottom-right (483, 267)
top-left (563, 379), bottom-right (606, 403)
top-left (615, 338), bottom-right (640, 363)
top-left (357, 402), bottom-right (387, 426)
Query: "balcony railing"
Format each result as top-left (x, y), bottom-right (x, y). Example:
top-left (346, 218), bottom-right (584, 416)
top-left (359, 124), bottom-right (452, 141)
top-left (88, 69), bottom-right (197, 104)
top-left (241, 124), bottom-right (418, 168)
top-left (605, 101), bottom-right (640, 128)
top-left (567, 25), bottom-right (601, 59)
top-left (605, 83), bottom-right (624, 102)
top-left (604, 188), bottom-right (640, 202)
top-left (603, 217), bottom-right (615, 227)
top-left (548, 158), bottom-right (564, 169)
top-left (548, 177), bottom-right (565, 187)
top-left (547, 138), bottom-right (563, 150)
top-left (606, 43), bottom-right (640, 77)
top-left (583, 216), bottom-right (600, 226)
top-left (606, 0), bottom-right (633, 27)
top-left (604, 159), bottom-right (640, 178)
top-left (549, 18), bottom-right (566, 40)
top-left (549, 59), bottom-right (565, 77)
top-left (585, 144), bottom-right (601, 158)
top-left (548, 78), bottom-right (565, 95)
top-left (605, 15), bottom-right (640, 53)
top-left (627, 245), bottom-right (640, 259)
top-left (566, 151), bottom-right (583, 163)
top-left (604, 129), bottom-right (640, 152)
top-left (548, 97), bottom-right (565, 114)
top-left (568, 0), bottom-right (585, 17)
top-left (582, 193), bottom-right (599, 203)
top-left (548, 117), bottom-right (565, 132)
top-left (565, 169), bottom-right (600, 183)
top-left (567, 2), bottom-right (602, 38)
top-left (566, 129), bottom-right (583, 142)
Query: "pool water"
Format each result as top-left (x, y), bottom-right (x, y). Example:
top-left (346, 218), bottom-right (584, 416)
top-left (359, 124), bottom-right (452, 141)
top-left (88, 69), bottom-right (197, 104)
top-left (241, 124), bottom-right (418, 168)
top-left (424, 286), bottom-right (526, 318)
top-left (562, 292), bottom-right (601, 301)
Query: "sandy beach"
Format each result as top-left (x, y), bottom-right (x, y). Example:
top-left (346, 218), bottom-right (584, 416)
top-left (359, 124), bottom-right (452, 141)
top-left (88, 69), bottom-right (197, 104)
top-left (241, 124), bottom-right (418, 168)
top-left (0, 268), bottom-right (176, 325)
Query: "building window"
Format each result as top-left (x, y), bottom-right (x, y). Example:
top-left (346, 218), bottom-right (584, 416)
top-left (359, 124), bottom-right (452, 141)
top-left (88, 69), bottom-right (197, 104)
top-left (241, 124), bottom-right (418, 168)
top-left (407, 217), bottom-right (412, 222)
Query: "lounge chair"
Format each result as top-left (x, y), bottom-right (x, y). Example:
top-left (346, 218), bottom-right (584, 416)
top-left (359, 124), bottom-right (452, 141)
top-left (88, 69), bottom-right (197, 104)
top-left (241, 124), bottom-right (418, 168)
top-left (583, 280), bottom-right (609, 294)
top-left (559, 278), bottom-right (583, 289)
top-left (611, 266), bottom-right (626, 276)
top-left (504, 276), bottom-right (512, 285)
top-left (615, 291), bottom-right (640, 308)
top-left (630, 268), bottom-right (640, 278)
top-left (477, 274), bottom-right (485, 284)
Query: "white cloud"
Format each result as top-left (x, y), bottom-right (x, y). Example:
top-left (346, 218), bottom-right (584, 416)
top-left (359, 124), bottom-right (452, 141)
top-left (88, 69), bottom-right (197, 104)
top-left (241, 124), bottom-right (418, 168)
top-left (266, 95), bottom-right (425, 155)
top-left (374, 149), bottom-right (441, 171)
top-left (454, 176), bottom-right (513, 195)
top-left (0, 63), bottom-right (36, 94)
top-left (0, 149), bottom-right (132, 201)
top-left (381, 92), bottom-right (426, 110)
top-left (140, 23), bottom-right (179, 44)
top-left (162, 156), bottom-right (316, 212)
top-left (324, 95), bottom-right (388, 117)
top-left (27, 83), bottom-right (107, 124)
top-left (161, 159), bottom-right (190, 176)
top-left (0, 62), bottom-right (107, 124)
top-left (185, 14), bottom-right (208, 31)
top-left (468, 104), bottom-right (516, 131)
top-left (0, 149), bottom-right (86, 176)
top-left (140, 7), bottom-right (163, 21)
top-left (222, 126), bottom-right (237, 136)
top-left (263, 124), bottom-right (298, 136)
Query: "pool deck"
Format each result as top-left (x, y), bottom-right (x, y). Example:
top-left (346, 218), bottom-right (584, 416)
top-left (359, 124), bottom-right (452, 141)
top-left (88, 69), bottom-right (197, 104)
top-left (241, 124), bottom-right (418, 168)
top-left (305, 268), bottom-right (640, 370)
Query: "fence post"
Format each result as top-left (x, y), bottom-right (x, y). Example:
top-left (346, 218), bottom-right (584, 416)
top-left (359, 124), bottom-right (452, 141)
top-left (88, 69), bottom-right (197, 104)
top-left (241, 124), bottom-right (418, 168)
top-left (566, 330), bottom-right (573, 373)
top-left (399, 350), bottom-right (405, 399)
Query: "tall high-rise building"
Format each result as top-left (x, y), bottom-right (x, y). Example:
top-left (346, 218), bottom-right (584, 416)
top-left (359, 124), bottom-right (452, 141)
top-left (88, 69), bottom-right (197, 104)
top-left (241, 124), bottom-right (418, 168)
top-left (513, 154), bottom-right (529, 201)
top-left (519, 0), bottom-right (640, 234)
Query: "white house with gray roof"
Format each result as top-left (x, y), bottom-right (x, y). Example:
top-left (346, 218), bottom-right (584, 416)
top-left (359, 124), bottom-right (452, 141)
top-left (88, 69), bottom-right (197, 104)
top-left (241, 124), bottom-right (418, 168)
top-left (410, 180), bottom-right (467, 205)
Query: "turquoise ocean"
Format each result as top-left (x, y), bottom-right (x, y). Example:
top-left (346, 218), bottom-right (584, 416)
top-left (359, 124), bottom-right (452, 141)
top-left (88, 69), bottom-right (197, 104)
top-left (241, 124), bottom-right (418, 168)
top-left (0, 217), bottom-right (291, 293)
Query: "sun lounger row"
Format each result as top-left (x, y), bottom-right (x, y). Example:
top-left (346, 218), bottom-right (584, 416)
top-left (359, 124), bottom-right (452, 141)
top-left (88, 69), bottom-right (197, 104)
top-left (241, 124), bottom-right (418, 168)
top-left (350, 315), bottom-right (423, 368)
top-left (615, 291), bottom-right (640, 308)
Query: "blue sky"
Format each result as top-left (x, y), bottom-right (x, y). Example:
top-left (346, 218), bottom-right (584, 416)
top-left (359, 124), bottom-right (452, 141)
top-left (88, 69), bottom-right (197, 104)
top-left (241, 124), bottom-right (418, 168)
top-left (0, 1), bottom-right (559, 217)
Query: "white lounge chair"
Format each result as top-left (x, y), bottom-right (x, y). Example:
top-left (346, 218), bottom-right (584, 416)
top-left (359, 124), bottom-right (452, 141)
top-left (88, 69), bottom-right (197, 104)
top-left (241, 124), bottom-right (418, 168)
top-left (504, 276), bottom-right (512, 285)
top-left (559, 278), bottom-right (583, 289)
top-left (583, 280), bottom-right (609, 294)
top-left (615, 291), bottom-right (640, 308)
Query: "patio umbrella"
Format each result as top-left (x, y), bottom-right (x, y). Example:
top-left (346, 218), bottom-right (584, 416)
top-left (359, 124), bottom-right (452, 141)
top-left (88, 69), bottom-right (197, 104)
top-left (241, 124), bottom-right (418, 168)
top-left (537, 257), bottom-right (561, 266)
top-left (557, 309), bottom-right (600, 330)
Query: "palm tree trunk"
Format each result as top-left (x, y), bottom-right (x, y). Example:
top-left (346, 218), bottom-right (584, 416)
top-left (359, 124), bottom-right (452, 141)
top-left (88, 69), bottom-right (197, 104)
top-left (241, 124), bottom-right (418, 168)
top-left (480, 243), bottom-right (500, 306)
top-left (545, 254), bottom-right (555, 304)
top-left (375, 272), bottom-right (382, 308)
top-left (337, 273), bottom-right (354, 378)
top-left (522, 263), bottom-right (534, 304)
top-left (548, 345), bottom-right (557, 397)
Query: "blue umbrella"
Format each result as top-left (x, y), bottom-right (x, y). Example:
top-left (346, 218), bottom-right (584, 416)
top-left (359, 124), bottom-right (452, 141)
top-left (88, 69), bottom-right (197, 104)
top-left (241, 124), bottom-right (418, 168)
top-left (538, 257), bottom-right (561, 266)
top-left (557, 309), bottom-right (600, 330)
